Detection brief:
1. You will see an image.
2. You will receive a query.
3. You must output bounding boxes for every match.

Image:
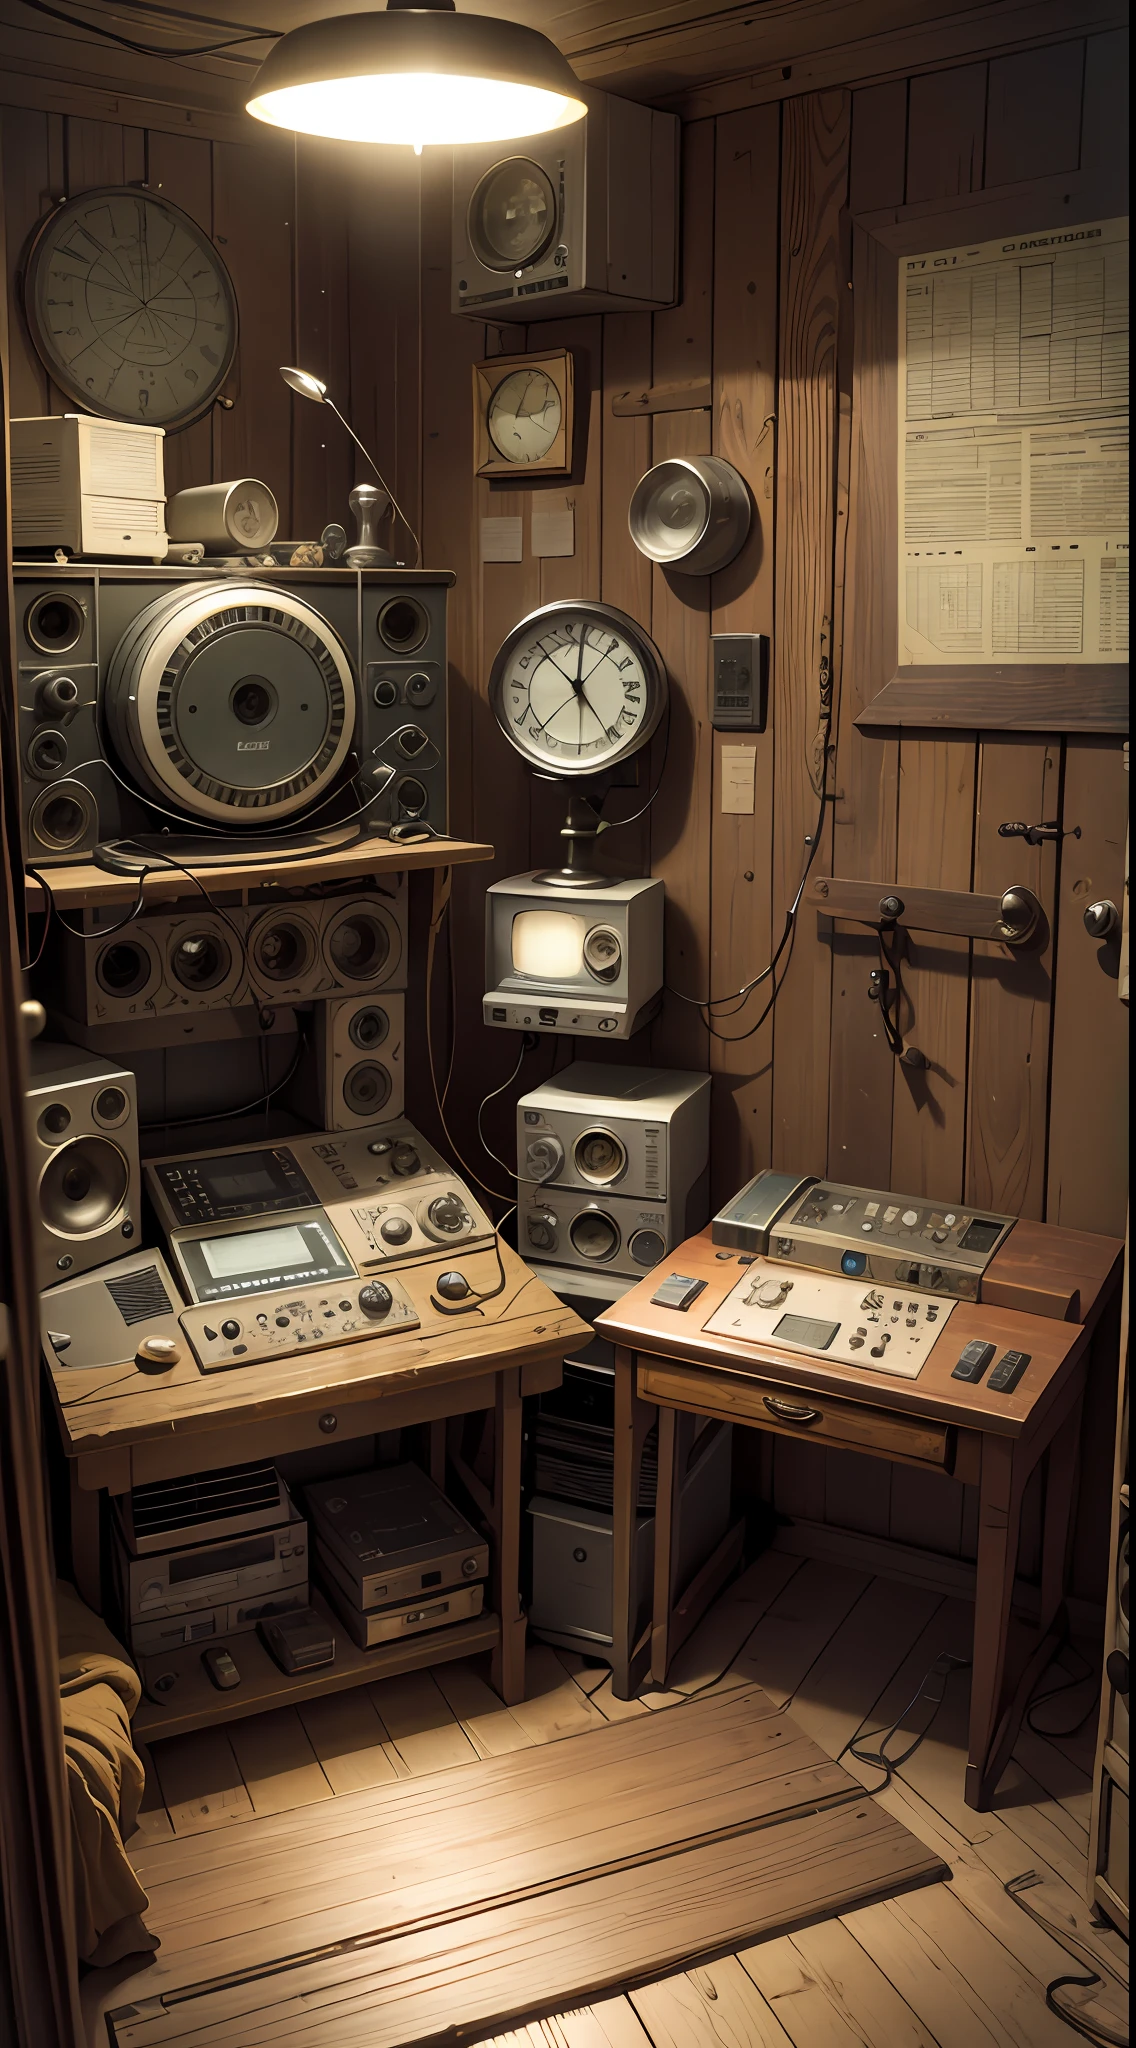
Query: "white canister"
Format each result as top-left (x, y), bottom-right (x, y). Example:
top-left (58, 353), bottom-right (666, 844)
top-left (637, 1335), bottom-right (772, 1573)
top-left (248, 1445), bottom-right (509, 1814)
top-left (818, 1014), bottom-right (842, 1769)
top-left (166, 480), bottom-right (279, 553)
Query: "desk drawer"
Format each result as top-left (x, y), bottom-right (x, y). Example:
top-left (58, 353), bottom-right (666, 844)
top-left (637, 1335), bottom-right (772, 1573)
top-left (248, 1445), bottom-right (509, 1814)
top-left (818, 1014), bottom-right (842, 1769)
top-left (637, 1358), bottom-right (951, 1469)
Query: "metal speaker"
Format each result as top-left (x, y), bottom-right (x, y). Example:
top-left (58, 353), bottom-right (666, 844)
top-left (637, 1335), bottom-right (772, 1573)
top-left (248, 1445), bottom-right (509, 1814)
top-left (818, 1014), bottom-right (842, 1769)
top-left (103, 581), bottom-right (357, 826)
top-left (27, 779), bottom-right (97, 859)
top-left (245, 902), bottom-right (324, 1001)
top-left (309, 994), bottom-right (405, 1131)
top-left (162, 912), bottom-right (245, 1007)
top-left (629, 456), bottom-right (751, 574)
top-left (27, 1043), bottom-right (140, 1289)
top-left (321, 895), bottom-right (404, 991)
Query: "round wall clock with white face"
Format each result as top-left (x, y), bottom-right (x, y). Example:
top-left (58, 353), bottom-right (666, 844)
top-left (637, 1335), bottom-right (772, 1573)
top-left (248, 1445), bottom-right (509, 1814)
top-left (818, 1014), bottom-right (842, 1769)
top-left (23, 187), bottom-right (238, 427)
top-left (489, 601), bottom-right (668, 778)
top-left (487, 367), bottom-right (562, 465)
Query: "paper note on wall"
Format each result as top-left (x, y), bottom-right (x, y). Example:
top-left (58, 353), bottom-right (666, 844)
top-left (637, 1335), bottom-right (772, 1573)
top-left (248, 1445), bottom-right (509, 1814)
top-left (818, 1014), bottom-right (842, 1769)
top-left (899, 217), bottom-right (1129, 664)
top-left (481, 515), bottom-right (523, 562)
top-left (721, 745), bottom-right (757, 814)
top-left (531, 503), bottom-right (575, 558)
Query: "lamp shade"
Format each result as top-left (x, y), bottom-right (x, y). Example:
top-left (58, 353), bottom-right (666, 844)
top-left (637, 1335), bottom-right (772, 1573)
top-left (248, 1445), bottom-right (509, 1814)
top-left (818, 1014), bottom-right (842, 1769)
top-left (246, 3), bottom-right (587, 148)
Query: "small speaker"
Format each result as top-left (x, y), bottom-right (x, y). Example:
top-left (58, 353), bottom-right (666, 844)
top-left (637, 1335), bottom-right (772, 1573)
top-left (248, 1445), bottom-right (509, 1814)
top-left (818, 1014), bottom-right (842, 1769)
top-left (289, 994), bottom-right (405, 1131)
top-left (27, 1042), bottom-right (141, 1290)
top-left (55, 909), bottom-right (247, 1026)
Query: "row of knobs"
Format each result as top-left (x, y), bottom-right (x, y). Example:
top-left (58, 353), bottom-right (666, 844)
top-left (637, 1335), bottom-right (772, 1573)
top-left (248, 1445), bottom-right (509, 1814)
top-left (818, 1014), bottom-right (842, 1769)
top-left (379, 1193), bottom-right (470, 1245)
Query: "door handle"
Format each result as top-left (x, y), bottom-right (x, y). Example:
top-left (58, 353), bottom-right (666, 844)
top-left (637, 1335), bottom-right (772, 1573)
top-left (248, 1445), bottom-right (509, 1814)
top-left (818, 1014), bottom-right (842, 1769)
top-left (763, 1396), bottom-right (822, 1425)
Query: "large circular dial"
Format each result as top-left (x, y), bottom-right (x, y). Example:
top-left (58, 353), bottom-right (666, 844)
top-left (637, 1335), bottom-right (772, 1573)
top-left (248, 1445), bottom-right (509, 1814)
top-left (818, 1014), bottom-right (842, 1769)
top-left (23, 187), bottom-right (237, 427)
top-left (489, 602), bottom-right (667, 778)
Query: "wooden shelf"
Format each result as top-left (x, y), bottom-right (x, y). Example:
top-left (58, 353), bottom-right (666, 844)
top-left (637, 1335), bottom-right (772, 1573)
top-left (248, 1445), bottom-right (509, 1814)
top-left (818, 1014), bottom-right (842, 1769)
top-left (135, 1593), bottom-right (501, 1742)
top-left (24, 834), bottom-right (492, 913)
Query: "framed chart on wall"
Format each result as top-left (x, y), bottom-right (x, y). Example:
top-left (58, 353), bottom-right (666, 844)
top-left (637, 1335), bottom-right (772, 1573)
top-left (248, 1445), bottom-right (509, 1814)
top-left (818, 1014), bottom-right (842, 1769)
top-left (855, 197), bottom-right (1129, 735)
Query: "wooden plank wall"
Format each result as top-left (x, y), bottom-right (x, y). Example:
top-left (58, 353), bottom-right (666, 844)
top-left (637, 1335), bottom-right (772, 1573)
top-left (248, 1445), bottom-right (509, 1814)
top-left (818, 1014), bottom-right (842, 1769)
top-left (1, 25), bottom-right (1128, 1594)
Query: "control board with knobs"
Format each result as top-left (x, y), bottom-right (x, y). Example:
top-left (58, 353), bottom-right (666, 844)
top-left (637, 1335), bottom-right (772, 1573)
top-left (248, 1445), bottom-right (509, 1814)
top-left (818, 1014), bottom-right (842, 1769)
top-left (181, 1274), bottom-right (419, 1372)
top-left (704, 1258), bottom-right (957, 1378)
top-left (328, 1176), bottom-right (493, 1271)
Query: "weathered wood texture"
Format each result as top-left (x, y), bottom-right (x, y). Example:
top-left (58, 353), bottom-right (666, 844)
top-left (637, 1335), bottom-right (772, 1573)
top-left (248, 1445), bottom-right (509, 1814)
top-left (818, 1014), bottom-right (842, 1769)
top-left (1, 31), bottom-right (1127, 1594)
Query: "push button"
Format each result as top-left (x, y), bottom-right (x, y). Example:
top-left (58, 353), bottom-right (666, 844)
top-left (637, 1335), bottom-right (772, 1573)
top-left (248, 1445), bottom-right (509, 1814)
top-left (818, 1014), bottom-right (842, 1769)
top-left (650, 1273), bottom-right (706, 1311)
top-left (988, 1349), bottom-right (1030, 1394)
top-left (951, 1339), bottom-right (995, 1383)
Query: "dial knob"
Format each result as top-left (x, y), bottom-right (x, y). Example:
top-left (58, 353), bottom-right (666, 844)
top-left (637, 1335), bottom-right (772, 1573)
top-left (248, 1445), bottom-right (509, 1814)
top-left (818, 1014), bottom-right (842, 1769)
top-left (436, 1270), bottom-right (471, 1301)
top-left (380, 1215), bottom-right (413, 1244)
top-left (391, 1143), bottom-right (421, 1176)
top-left (525, 1135), bottom-right (564, 1182)
top-left (367, 1139), bottom-right (392, 1156)
top-left (756, 1278), bottom-right (789, 1308)
top-left (527, 1209), bottom-right (558, 1252)
top-left (220, 1319), bottom-right (241, 1339)
top-left (1084, 898), bottom-right (1120, 938)
top-left (135, 1335), bottom-right (180, 1371)
top-left (358, 1283), bottom-right (393, 1320)
top-left (427, 1194), bottom-right (470, 1235)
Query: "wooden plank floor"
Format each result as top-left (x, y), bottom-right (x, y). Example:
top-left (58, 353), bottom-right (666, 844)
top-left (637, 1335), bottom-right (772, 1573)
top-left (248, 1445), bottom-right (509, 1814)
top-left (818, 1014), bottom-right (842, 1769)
top-left (84, 1549), bottom-right (1129, 2048)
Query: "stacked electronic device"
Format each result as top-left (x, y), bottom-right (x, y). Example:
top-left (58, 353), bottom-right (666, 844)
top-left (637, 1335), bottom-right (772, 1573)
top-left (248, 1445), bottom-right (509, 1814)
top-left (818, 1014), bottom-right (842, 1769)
top-left (110, 1457), bottom-right (311, 1660)
top-left (305, 1463), bottom-right (489, 1649)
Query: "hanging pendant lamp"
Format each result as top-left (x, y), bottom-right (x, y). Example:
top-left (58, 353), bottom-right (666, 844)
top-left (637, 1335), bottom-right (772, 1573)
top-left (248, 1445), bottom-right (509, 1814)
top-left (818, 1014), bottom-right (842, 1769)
top-left (246, 0), bottom-right (587, 150)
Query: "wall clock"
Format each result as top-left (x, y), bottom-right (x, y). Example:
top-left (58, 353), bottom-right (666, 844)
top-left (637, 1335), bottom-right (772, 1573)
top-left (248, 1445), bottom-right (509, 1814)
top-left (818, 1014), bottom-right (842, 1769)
top-left (23, 187), bottom-right (238, 428)
top-left (473, 349), bottom-right (573, 479)
top-left (489, 600), bottom-right (668, 777)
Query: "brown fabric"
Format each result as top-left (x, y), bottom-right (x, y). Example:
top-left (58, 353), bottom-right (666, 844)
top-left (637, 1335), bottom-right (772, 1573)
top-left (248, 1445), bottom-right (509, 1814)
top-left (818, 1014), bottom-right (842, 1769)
top-left (54, 1582), bottom-right (158, 1965)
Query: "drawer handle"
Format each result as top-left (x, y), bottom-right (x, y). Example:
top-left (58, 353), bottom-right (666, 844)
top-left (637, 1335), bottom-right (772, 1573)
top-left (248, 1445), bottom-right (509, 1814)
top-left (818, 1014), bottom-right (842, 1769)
top-left (763, 1396), bottom-right (822, 1426)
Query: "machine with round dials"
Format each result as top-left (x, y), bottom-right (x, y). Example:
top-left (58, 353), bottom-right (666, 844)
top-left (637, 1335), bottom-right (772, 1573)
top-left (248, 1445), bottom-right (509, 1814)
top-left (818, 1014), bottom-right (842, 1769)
top-left (14, 565), bottom-right (453, 864)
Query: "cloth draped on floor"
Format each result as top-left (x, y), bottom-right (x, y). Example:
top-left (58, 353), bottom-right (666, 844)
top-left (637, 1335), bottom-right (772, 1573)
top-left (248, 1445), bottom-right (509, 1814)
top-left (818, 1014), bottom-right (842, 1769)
top-left (56, 1579), bottom-right (158, 1967)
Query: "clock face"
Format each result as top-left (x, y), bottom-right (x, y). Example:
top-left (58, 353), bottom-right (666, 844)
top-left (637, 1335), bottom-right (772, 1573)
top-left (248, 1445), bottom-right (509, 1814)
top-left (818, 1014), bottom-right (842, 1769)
top-left (490, 602), bottom-right (668, 777)
top-left (487, 368), bottom-right (562, 464)
top-left (24, 187), bottom-right (238, 427)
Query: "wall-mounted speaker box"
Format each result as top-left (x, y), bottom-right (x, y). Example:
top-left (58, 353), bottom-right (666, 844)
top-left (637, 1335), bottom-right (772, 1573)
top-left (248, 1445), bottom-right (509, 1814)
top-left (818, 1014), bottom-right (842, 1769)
top-left (289, 993), bottom-right (405, 1131)
top-left (452, 88), bottom-right (679, 321)
top-left (244, 885), bottom-right (406, 1004)
top-left (13, 567), bottom-right (450, 866)
top-left (27, 1041), bottom-right (141, 1290)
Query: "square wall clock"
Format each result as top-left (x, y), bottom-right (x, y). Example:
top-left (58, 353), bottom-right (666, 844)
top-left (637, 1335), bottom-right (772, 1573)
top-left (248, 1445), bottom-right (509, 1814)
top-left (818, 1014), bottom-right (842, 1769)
top-left (473, 350), bottom-right (574, 480)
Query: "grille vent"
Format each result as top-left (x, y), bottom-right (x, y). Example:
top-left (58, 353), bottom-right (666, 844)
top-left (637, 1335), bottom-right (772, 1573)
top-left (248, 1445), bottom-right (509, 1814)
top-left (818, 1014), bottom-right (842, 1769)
top-left (90, 424), bottom-right (161, 491)
top-left (128, 1460), bottom-right (286, 1546)
top-left (11, 453), bottom-right (61, 487)
top-left (105, 1265), bottom-right (172, 1326)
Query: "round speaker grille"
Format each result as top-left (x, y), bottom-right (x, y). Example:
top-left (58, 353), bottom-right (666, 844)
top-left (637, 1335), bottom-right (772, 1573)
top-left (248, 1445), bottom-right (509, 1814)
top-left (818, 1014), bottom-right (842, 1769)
top-left (569, 1209), bottom-right (620, 1262)
top-left (343, 1060), bottom-right (392, 1117)
top-left (25, 591), bottom-right (84, 655)
top-left (629, 1228), bottom-right (666, 1268)
top-left (40, 1135), bottom-right (128, 1237)
top-left (348, 1004), bottom-right (390, 1050)
top-left (378, 597), bottom-right (428, 653)
top-left (104, 582), bottom-right (355, 824)
top-left (326, 909), bottom-right (393, 984)
top-left (573, 1128), bottom-right (628, 1186)
top-left (468, 159), bottom-right (557, 272)
top-left (96, 938), bottom-right (152, 998)
top-left (29, 781), bottom-right (95, 853)
top-left (249, 912), bottom-right (317, 985)
top-left (169, 928), bottom-right (232, 991)
top-left (583, 926), bottom-right (622, 983)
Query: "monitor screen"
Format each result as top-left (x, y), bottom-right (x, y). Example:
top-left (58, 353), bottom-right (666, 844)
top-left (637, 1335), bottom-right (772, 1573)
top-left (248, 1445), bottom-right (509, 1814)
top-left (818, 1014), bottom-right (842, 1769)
top-left (199, 1225), bottom-right (312, 1280)
top-left (511, 910), bottom-right (586, 979)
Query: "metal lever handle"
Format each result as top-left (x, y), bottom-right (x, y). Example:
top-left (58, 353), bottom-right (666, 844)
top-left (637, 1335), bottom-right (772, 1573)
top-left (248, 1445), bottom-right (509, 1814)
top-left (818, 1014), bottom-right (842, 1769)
top-left (996, 887), bottom-right (1043, 945)
top-left (998, 820), bottom-right (1081, 846)
top-left (763, 1396), bottom-right (822, 1425)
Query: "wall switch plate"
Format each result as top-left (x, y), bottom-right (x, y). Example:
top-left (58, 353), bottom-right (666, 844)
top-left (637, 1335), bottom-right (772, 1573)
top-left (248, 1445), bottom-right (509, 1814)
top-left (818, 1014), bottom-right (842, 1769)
top-left (711, 633), bottom-right (769, 731)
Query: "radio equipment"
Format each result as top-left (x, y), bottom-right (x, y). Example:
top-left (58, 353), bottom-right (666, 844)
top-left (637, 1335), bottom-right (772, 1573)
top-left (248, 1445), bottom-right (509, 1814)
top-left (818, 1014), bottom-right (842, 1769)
top-left (712, 1170), bottom-right (1016, 1301)
top-left (452, 89), bottom-right (678, 321)
top-left (306, 1462), bottom-right (489, 1647)
top-left (40, 1249), bottom-right (183, 1372)
top-left (28, 1043), bottom-right (141, 1289)
top-left (519, 1180), bottom-right (690, 1280)
top-left (14, 566), bottom-right (451, 864)
top-left (116, 1457), bottom-right (293, 1553)
top-left (146, 1120), bottom-right (450, 1235)
top-left (110, 1470), bottom-right (308, 1656)
top-left (702, 1260), bottom-right (958, 1378)
top-left (331, 1176), bottom-right (494, 1274)
top-left (484, 873), bottom-right (664, 1040)
top-left (10, 415), bottom-right (166, 559)
top-left (292, 993), bottom-right (405, 1130)
top-left (179, 1273), bottom-right (419, 1372)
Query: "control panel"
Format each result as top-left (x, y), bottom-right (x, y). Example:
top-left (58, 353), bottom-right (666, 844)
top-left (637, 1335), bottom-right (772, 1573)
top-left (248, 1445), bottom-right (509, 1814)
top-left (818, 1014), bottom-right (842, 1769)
top-left (289, 1119), bottom-right (451, 1204)
top-left (330, 1177), bottom-right (489, 1271)
top-left (148, 1146), bottom-right (320, 1234)
top-left (180, 1273), bottom-right (419, 1372)
top-left (703, 1258), bottom-right (958, 1378)
top-left (713, 1169), bottom-right (1014, 1301)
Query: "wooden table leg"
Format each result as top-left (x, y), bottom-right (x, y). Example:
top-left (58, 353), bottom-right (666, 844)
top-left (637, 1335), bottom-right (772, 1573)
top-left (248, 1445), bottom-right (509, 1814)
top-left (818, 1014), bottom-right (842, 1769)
top-left (1039, 1390), bottom-right (1083, 1631)
top-left (611, 1347), bottom-right (656, 1700)
top-left (69, 1465), bottom-right (102, 1613)
top-left (650, 1405), bottom-right (682, 1686)
top-left (490, 1367), bottom-right (526, 1707)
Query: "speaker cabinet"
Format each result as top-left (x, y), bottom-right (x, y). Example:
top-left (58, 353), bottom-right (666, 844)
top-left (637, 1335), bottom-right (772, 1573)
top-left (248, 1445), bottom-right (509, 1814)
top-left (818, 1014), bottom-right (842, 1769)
top-left (246, 884), bottom-right (407, 1004)
top-left (453, 88), bottom-right (678, 321)
top-left (27, 1042), bottom-right (141, 1289)
top-left (56, 907), bottom-right (247, 1025)
top-left (291, 994), bottom-right (405, 1130)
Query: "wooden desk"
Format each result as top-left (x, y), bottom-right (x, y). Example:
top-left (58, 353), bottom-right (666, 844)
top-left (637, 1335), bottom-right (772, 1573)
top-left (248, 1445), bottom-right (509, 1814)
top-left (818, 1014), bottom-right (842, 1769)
top-left (48, 1244), bottom-right (589, 1725)
top-left (597, 1223), bottom-right (1122, 1811)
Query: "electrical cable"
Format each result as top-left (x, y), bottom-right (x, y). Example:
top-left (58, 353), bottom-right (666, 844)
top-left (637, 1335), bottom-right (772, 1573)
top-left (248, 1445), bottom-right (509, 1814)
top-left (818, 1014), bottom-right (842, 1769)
top-left (25, 862), bottom-right (149, 941)
top-left (428, 1207), bottom-right (515, 1315)
top-left (476, 1034), bottom-right (533, 1181)
top-left (423, 869), bottom-right (513, 1207)
top-left (25, 879), bottom-right (54, 970)
top-left (1024, 1641), bottom-right (1102, 1739)
top-left (837, 1653), bottom-right (973, 1792)
top-left (139, 1018), bottom-right (307, 1132)
top-left (17, 0), bottom-right (273, 58)
top-left (1003, 1874), bottom-right (1129, 2047)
